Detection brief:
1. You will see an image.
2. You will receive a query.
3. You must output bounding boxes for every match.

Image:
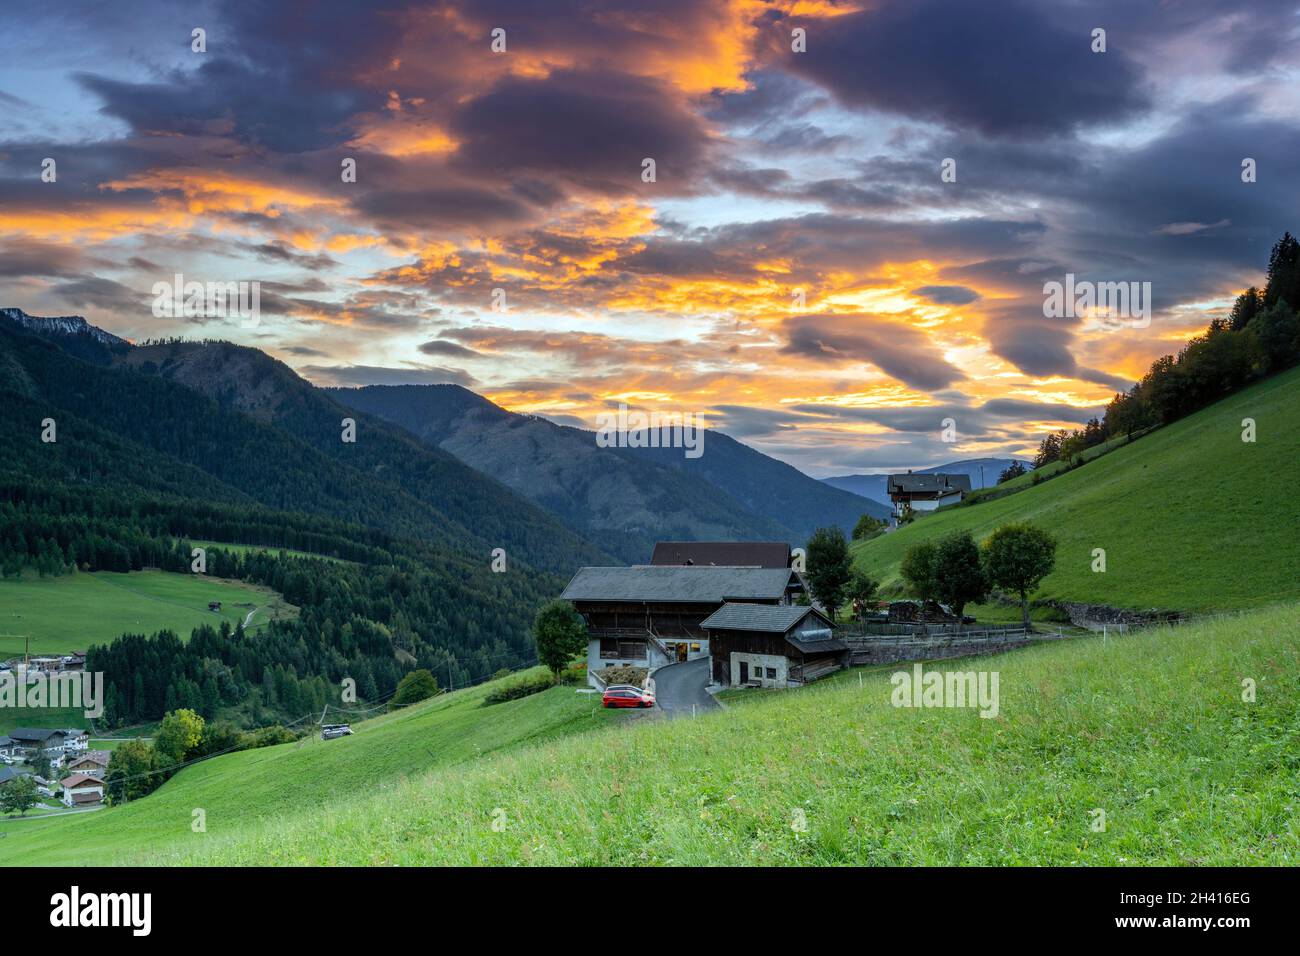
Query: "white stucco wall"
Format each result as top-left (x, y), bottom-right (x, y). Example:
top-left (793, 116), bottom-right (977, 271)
top-left (730, 652), bottom-right (788, 688)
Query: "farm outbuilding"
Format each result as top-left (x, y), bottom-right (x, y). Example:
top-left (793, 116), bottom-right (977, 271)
top-left (701, 603), bottom-right (847, 688)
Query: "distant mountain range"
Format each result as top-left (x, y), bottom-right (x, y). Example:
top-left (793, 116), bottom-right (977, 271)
top-left (328, 385), bottom-right (892, 564)
top-left (1, 308), bottom-right (888, 570)
top-left (821, 458), bottom-right (1032, 505)
top-left (0, 308), bottom-right (606, 576)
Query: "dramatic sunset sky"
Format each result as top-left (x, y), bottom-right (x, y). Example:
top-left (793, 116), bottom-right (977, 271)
top-left (2, 0), bottom-right (1298, 475)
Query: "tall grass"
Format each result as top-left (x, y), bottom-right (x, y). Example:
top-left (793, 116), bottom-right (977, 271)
top-left (145, 604), bottom-right (1299, 866)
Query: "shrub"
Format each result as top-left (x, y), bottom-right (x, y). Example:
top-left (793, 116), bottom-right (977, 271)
top-left (245, 724), bottom-right (299, 749)
top-left (390, 668), bottom-right (439, 710)
top-left (559, 662), bottom-right (587, 684)
top-left (484, 670), bottom-right (555, 705)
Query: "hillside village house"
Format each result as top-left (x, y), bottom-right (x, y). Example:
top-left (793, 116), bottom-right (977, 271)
top-left (887, 471), bottom-right (973, 518)
top-left (59, 772), bottom-right (104, 806)
top-left (4, 727), bottom-right (88, 767)
top-left (0, 766), bottom-right (28, 787)
top-left (0, 735), bottom-right (16, 760)
top-left (562, 563), bottom-right (802, 686)
top-left (65, 750), bottom-right (111, 779)
top-left (701, 604), bottom-right (847, 687)
top-left (7, 727), bottom-right (68, 759)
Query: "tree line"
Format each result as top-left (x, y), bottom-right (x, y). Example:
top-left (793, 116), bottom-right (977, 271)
top-left (800, 523), bottom-right (1057, 629)
top-left (1029, 232), bottom-right (1300, 467)
top-left (1, 476), bottom-right (560, 728)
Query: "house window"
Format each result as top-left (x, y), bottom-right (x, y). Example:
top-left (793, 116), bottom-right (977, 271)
top-left (766, 667), bottom-right (777, 679)
top-left (690, 643), bottom-right (700, 652)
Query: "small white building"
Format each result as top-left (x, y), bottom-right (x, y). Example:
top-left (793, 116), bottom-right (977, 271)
top-left (701, 604), bottom-right (846, 688)
top-left (60, 773), bottom-right (105, 806)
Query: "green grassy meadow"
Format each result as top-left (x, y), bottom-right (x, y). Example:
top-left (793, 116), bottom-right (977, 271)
top-left (853, 365), bottom-right (1300, 612)
top-left (0, 569), bottom-right (296, 657)
top-left (3, 605), bottom-right (1296, 866)
top-left (0, 706), bottom-right (85, 737)
top-left (0, 669), bottom-right (624, 864)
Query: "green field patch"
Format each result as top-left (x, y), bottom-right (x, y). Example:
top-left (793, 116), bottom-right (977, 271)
top-left (0, 706), bottom-right (86, 737)
top-left (0, 569), bottom-right (296, 657)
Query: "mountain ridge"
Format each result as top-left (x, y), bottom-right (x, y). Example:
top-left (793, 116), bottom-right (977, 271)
top-left (327, 384), bottom-right (891, 560)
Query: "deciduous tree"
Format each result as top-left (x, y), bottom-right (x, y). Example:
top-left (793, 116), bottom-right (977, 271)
top-left (982, 523), bottom-right (1057, 630)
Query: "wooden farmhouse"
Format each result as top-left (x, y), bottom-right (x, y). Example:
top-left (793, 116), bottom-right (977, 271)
top-left (887, 471), bottom-right (972, 517)
top-left (701, 604), bottom-right (846, 688)
top-left (561, 564), bottom-right (802, 685)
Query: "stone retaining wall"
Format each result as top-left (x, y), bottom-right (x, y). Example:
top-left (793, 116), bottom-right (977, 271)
top-left (846, 635), bottom-right (1032, 665)
top-left (1045, 601), bottom-right (1181, 628)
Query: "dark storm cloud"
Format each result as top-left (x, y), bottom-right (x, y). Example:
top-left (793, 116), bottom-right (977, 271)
top-left (73, 0), bottom-right (412, 152)
top-left (705, 71), bottom-right (827, 127)
top-left (778, 0), bottom-right (1149, 136)
top-left (707, 404), bottom-right (808, 437)
top-left (47, 276), bottom-right (149, 314)
top-left (77, 66), bottom-right (376, 154)
top-left (780, 313), bottom-right (966, 391)
top-left (418, 339), bottom-right (483, 360)
top-left (251, 242), bottom-right (338, 271)
top-left (0, 241), bottom-right (90, 278)
top-left (355, 183), bottom-right (537, 232)
top-left (448, 70), bottom-right (712, 193)
top-left (912, 285), bottom-right (981, 305)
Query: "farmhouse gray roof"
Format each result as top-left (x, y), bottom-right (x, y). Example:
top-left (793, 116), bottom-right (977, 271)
top-left (650, 541), bottom-right (791, 569)
top-left (699, 602), bottom-right (830, 633)
top-left (561, 566), bottom-right (797, 604)
top-left (0, 767), bottom-right (31, 785)
top-left (886, 472), bottom-right (972, 495)
top-left (8, 727), bottom-right (60, 742)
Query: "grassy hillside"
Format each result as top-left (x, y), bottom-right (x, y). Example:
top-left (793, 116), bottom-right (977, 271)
top-left (5, 605), bottom-right (1295, 866)
top-left (122, 603), bottom-right (1300, 865)
top-left (0, 570), bottom-right (294, 657)
top-left (0, 669), bottom-right (622, 864)
top-left (853, 366), bottom-right (1300, 612)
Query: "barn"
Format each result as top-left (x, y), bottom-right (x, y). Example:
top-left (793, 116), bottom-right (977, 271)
top-left (560, 564), bottom-right (802, 685)
top-left (701, 603), bottom-right (847, 688)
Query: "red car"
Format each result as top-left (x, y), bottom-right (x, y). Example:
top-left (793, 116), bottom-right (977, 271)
top-left (602, 686), bottom-right (655, 708)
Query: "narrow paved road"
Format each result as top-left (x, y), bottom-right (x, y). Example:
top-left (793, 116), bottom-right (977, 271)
top-left (652, 658), bottom-right (719, 718)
